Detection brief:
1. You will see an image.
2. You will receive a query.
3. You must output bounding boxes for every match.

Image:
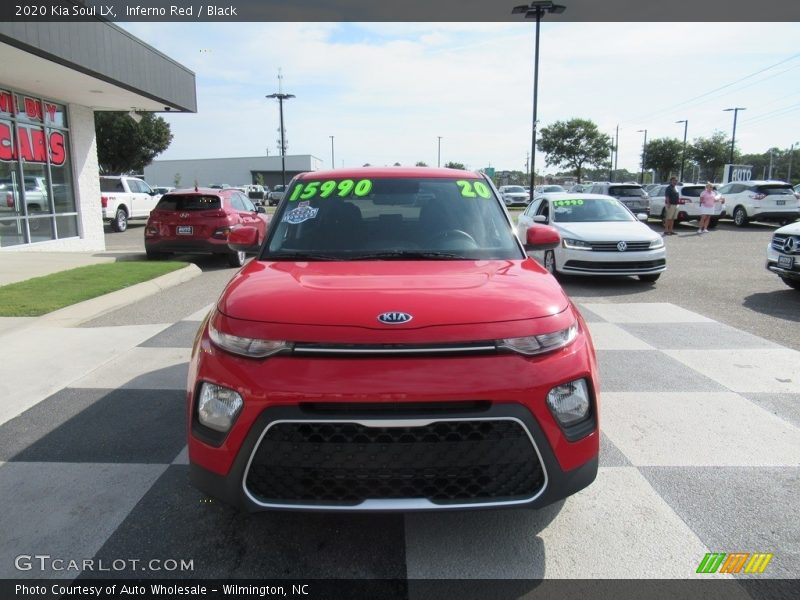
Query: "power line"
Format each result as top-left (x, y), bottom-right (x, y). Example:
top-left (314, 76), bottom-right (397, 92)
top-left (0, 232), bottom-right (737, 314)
top-left (620, 52), bottom-right (800, 125)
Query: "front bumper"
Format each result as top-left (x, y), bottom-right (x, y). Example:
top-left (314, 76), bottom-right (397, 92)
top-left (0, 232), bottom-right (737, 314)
top-left (557, 247), bottom-right (666, 276)
top-left (187, 320), bottom-right (599, 512)
top-left (766, 247), bottom-right (800, 280)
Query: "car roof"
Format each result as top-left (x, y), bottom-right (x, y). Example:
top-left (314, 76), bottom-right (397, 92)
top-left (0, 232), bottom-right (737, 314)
top-left (166, 187), bottom-right (232, 195)
top-left (534, 192), bottom-right (620, 201)
top-left (296, 167), bottom-right (482, 180)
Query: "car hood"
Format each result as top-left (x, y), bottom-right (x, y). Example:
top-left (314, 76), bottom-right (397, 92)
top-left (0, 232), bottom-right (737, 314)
top-left (217, 259), bottom-right (569, 329)
top-left (554, 221), bottom-right (658, 241)
top-left (775, 222), bottom-right (800, 236)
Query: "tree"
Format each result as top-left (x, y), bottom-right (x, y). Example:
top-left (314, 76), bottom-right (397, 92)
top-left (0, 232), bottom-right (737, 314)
top-left (95, 111), bottom-right (173, 174)
top-left (538, 119), bottom-right (612, 183)
top-left (643, 137), bottom-right (683, 182)
top-left (687, 131), bottom-right (730, 183)
top-left (415, 161), bottom-right (428, 167)
top-left (173, 172), bottom-right (182, 188)
top-left (444, 161), bottom-right (465, 170)
top-left (393, 162), bottom-right (402, 166)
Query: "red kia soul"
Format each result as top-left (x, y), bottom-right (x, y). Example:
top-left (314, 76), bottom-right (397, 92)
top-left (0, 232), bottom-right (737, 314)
top-left (187, 167), bottom-right (599, 512)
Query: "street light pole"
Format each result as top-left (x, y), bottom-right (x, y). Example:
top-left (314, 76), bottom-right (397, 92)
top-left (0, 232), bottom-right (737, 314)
top-left (437, 136), bottom-right (442, 168)
top-left (513, 1), bottom-right (566, 203)
top-left (723, 107), bottom-right (746, 165)
top-left (788, 142), bottom-right (798, 182)
top-left (636, 129), bottom-right (647, 184)
top-left (676, 119), bottom-right (688, 182)
top-left (329, 136), bottom-right (335, 169)
top-left (266, 91), bottom-right (295, 186)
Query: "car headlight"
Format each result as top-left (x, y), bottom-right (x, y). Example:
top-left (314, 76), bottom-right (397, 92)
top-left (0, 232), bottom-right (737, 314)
top-left (562, 238), bottom-right (592, 250)
top-left (209, 322), bottom-right (292, 358)
top-left (197, 382), bottom-right (243, 432)
top-left (498, 323), bottom-right (578, 356)
top-left (547, 378), bottom-right (591, 426)
top-left (649, 237), bottom-right (664, 249)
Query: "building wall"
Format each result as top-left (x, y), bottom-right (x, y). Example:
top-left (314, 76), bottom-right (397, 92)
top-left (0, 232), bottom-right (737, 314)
top-left (144, 155), bottom-right (322, 190)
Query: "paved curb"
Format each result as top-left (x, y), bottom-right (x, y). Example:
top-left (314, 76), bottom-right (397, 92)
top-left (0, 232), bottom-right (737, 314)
top-left (36, 263), bottom-right (203, 328)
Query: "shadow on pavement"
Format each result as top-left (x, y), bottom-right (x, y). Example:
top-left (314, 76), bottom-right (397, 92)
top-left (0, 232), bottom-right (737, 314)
top-left (743, 290), bottom-right (800, 323)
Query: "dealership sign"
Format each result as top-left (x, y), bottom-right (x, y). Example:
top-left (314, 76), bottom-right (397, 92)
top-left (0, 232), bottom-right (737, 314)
top-left (0, 90), bottom-right (67, 166)
top-left (722, 164), bottom-right (753, 185)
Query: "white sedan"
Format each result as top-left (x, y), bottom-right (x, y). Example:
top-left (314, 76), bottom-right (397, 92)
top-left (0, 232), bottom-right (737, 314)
top-left (517, 193), bottom-right (666, 282)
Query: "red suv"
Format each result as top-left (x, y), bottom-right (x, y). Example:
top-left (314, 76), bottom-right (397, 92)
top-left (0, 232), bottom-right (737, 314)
top-left (187, 168), bottom-right (599, 512)
top-left (145, 188), bottom-right (268, 267)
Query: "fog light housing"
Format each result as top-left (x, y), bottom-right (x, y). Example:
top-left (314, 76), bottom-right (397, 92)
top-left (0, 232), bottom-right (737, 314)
top-left (197, 382), bottom-right (243, 432)
top-left (547, 378), bottom-right (590, 426)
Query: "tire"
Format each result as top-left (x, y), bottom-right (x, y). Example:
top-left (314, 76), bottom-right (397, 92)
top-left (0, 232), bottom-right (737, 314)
top-left (543, 250), bottom-right (556, 275)
top-left (638, 273), bottom-right (661, 283)
top-left (708, 218), bottom-right (719, 229)
top-left (227, 250), bottom-right (246, 268)
top-left (781, 277), bottom-right (800, 290)
top-left (111, 208), bottom-right (128, 232)
top-left (733, 206), bottom-right (748, 227)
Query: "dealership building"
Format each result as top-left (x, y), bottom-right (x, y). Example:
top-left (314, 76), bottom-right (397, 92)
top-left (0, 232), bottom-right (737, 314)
top-left (0, 21), bottom-right (196, 252)
top-left (144, 155), bottom-right (322, 191)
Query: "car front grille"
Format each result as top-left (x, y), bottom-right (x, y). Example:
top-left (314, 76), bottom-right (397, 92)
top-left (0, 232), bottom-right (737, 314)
top-left (589, 241), bottom-right (652, 252)
top-left (563, 258), bottom-right (666, 272)
top-left (244, 418), bottom-right (546, 508)
top-left (772, 234), bottom-right (800, 254)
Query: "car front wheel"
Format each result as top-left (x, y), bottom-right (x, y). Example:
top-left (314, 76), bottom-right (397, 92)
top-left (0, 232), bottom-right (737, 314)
top-left (111, 208), bottom-right (128, 232)
top-left (733, 207), bottom-right (748, 227)
top-left (543, 250), bottom-right (556, 275)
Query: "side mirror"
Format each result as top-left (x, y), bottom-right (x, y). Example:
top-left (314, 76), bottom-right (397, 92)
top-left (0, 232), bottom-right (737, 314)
top-left (525, 224), bottom-right (560, 251)
top-left (256, 206), bottom-right (266, 214)
top-left (533, 214), bottom-right (547, 223)
top-left (637, 213), bottom-right (648, 221)
top-left (228, 226), bottom-right (259, 252)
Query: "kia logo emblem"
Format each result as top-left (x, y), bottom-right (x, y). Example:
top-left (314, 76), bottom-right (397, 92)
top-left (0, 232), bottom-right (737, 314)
top-left (378, 312), bottom-right (413, 324)
top-left (617, 241), bottom-right (628, 252)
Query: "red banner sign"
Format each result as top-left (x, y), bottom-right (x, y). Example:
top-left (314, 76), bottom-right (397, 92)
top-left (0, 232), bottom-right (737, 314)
top-left (0, 122), bottom-right (66, 166)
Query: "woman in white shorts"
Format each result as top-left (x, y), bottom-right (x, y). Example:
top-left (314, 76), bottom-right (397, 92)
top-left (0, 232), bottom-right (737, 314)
top-left (697, 182), bottom-right (717, 234)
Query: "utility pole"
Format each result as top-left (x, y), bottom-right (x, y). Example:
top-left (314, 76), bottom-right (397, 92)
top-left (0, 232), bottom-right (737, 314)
top-left (266, 69), bottom-right (295, 186)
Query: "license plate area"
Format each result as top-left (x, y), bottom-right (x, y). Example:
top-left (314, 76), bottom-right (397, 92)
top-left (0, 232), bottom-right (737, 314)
top-left (777, 200), bottom-right (786, 206)
top-left (176, 225), bottom-right (193, 235)
top-left (778, 255), bottom-right (794, 269)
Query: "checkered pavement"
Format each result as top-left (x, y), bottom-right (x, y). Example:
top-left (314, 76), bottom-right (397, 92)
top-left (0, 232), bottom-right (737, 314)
top-left (0, 301), bottom-right (798, 584)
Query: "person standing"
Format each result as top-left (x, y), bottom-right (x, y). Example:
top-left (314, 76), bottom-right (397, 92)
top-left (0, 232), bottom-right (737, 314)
top-left (663, 176), bottom-right (680, 236)
top-left (697, 182), bottom-right (716, 234)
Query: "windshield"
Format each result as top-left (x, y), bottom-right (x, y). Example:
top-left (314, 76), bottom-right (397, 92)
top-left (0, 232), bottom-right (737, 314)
top-left (264, 176), bottom-right (522, 260)
top-left (551, 197), bottom-right (635, 223)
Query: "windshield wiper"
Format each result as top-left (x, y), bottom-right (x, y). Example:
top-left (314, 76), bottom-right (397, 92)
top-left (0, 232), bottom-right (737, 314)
top-left (349, 251), bottom-right (465, 260)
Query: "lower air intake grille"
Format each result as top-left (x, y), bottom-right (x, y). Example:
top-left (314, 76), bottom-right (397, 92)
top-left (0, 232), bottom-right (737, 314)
top-left (244, 419), bottom-right (545, 506)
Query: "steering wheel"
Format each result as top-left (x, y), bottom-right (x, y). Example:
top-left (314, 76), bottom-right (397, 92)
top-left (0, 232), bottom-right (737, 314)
top-left (428, 229), bottom-right (478, 249)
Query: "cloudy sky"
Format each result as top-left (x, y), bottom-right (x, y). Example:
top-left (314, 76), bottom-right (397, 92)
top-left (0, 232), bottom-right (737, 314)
top-left (121, 21), bottom-right (800, 175)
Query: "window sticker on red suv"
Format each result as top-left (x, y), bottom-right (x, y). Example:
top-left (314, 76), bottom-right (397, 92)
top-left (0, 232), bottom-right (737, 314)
top-left (282, 201), bottom-right (319, 224)
top-left (455, 180), bottom-right (491, 198)
top-left (289, 179), bottom-right (373, 201)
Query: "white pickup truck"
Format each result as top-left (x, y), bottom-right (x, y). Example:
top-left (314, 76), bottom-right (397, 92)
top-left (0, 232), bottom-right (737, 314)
top-left (100, 175), bottom-right (159, 232)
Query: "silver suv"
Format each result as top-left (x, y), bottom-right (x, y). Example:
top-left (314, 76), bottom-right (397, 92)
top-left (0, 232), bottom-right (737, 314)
top-left (588, 182), bottom-right (650, 215)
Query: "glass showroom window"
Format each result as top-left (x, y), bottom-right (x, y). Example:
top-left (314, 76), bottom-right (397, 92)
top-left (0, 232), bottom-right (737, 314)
top-left (0, 88), bottom-right (77, 246)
